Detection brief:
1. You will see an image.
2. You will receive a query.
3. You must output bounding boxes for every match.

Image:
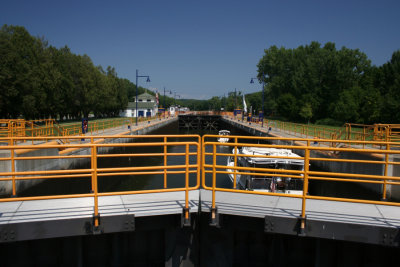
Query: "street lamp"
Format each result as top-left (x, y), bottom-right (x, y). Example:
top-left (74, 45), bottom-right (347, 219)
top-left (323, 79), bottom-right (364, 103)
top-left (250, 75), bottom-right (265, 127)
top-left (172, 91), bottom-right (180, 106)
top-left (135, 69), bottom-right (151, 126)
top-left (163, 87), bottom-right (172, 118)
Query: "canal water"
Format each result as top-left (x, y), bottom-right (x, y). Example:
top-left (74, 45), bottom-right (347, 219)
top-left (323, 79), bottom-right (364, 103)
top-left (18, 119), bottom-right (382, 201)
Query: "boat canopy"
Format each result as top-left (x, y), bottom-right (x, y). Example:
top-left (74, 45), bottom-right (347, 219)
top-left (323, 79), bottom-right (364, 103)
top-left (236, 147), bottom-right (304, 165)
top-left (218, 130), bottom-right (230, 135)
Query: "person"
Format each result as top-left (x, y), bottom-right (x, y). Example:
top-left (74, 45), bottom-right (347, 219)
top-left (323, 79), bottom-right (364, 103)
top-left (83, 120), bottom-right (88, 133)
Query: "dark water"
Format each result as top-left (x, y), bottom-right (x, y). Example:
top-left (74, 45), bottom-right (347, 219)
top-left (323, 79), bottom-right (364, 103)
top-left (18, 119), bottom-right (384, 201)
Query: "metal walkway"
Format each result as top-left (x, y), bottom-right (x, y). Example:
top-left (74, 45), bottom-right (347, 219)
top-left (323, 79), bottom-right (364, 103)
top-left (201, 190), bottom-right (400, 246)
top-left (0, 191), bottom-right (199, 242)
top-left (1, 189), bottom-right (399, 246)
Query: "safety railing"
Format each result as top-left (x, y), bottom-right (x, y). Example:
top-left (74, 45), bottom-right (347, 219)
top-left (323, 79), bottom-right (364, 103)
top-left (0, 135), bottom-right (201, 228)
top-left (228, 115), bottom-right (342, 139)
top-left (202, 134), bottom-right (400, 232)
top-left (225, 116), bottom-right (400, 148)
top-left (0, 116), bottom-right (173, 141)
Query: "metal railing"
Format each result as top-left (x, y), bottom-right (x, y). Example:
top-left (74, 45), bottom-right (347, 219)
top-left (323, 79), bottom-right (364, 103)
top-left (226, 116), bottom-right (400, 148)
top-left (0, 135), bottom-right (201, 228)
top-left (0, 116), bottom-right (174, 141)
top-left (1, 133), bottom-right (400, 231)
top-left (202, 134), bottom-right (400, 232)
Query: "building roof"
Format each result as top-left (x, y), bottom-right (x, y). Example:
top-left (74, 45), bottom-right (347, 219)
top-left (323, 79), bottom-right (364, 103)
top-left (126, 101), bottom-right (157, 109)
top-left (136, 92), bottom-right (155, 100)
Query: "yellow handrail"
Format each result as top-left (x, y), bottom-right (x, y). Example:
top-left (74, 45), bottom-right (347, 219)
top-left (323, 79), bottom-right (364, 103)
top-left (1, 133), bottom-right (400, 231)
top-left (202, 134), bottom-right (400, 232)
top-left (0, 134), bottom-right (201, 227)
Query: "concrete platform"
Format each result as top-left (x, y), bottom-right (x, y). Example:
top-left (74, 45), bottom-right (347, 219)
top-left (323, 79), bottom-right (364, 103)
top-left (200, 189), bottom-right (400, 246)
top-left (1, 189), bottom-right (400, 246)
top-left (0, 190), bottom-right (199, 242)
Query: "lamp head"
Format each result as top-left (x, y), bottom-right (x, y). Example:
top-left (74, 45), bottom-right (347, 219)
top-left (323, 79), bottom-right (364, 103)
top-left (146, 77), bottom-right (151, 83)
top-left (250, 78), bottom-right (255, 84)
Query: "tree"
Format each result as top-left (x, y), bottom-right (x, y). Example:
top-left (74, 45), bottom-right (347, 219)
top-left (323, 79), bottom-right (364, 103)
top-left (299, 103), bottom-right (313, 124)
top-left (257, 42), bottom-right (374, 124)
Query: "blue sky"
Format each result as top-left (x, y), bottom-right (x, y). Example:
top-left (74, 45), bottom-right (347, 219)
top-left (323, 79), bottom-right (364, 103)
top-left (2, 0), bottom-right (399, 99)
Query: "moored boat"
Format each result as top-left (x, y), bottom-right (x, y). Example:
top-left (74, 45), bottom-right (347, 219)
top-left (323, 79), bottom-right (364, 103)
top-left (227, 146), bottom-right (305, 194)
top-left (217, 130), bottom-right (230, 143)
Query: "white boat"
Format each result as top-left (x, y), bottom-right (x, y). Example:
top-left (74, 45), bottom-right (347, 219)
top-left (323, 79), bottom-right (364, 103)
top-left (227, 146), bottom-right (304, 194)
top-left (217, 130), bottom-right (230, 143)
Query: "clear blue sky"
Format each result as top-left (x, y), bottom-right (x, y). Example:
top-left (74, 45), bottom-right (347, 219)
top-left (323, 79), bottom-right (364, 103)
top-left (2, 0), bottom-right (399, 99)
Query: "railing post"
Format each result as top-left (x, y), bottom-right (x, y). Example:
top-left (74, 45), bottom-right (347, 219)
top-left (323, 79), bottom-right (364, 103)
top-left (163, 136), bottom-right (167, 189)
top-left (11, 138), bottom-right (16, 197)
top-left (300, 140), bottom-right (310, 235)
top-left (363, 127), bottom-right (366, 149)
top-left (183, 143), bottom-right (190, 224)
top-left (382, 143), bottom-right (390, 201)
top-left (211, 143), bottom-right (218, 224)
top-left (91, 141), bottom-right (100, 228)
top-left (233, 137), bottom-right (238, 189)
top-left (31, 123), bottom-right (34, 144)
top-left (386, 126), bottom-right (389, 142)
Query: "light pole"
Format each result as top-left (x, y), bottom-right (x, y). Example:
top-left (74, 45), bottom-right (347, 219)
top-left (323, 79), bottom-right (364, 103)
top-left (172, 91), bottom-right (180, 106)
top-left (250, 75), bottom-right (265, 127)
top-left (163, 87), bottom-right (172, 118)
top-left (135, 69), bottom-right (150, 126)
top-left (174, 92), bottom-right (176, 105)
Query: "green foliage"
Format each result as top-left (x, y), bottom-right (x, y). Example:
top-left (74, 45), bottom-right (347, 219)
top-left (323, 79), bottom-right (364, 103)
top-left (256, 42), bottom-right (400, 124)
top-left (2, 25), bottom-right (399, 124)
top-left (299, 102), bottom-right (313, 123)
top-left (0, 24), bottom-right (143, 120)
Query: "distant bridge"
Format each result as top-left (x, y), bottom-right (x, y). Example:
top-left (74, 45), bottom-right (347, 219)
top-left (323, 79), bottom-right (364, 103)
top-left (178, 114), bottom-right (221, 130)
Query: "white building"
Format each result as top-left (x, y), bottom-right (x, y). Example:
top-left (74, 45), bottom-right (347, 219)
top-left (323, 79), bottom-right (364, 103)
top-left (120, 92), bottom-right (158, 118)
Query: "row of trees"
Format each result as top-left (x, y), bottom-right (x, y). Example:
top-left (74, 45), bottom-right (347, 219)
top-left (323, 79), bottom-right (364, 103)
top-left (2, 24), bottom-right (398, 124)
top-left (0, 25), bottom-right (175, 120)
top-left (255, 42), bottom-right (400, 124)
top-left (204, 42), bottom-right (399, 125)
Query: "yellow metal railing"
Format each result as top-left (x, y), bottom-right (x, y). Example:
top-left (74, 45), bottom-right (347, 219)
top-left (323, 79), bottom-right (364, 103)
top-left (226, 115), bottom-right (400, 147)
top-left (0, 116), bottom-right (172, 141)
top-left (0, 135), bottom-right (201, 227)
top-left (202, 134), bottom-right (400, 232)
top-left (2, 133), bottom-right (400, 231)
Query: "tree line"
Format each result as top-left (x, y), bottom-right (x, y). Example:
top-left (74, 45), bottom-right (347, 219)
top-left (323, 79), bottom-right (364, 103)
top-left (256, 42), bottom-right (400, 124)
top-left (204, 42), bottom-right (399, 125)
top-left (0, 25), bottom-right (177, 120)
top-left (2, 25), bottom-right (398, 124)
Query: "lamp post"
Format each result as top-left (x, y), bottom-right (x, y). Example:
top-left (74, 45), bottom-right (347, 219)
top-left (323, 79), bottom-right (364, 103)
top-left (250, 75), bottom-right (265, 127)
top-left (163, 87), bottom-right (172, 118)
top-left (135, 69), bottom-right (151, 126)
top-left (241, 91), bottom-right (245, 122)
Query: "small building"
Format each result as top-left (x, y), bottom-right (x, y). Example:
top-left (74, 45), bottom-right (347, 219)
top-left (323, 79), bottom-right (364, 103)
top-left (120, 92), bottom-right (158, 118)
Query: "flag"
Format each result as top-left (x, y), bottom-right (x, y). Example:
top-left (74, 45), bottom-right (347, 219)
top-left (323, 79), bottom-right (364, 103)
top-left (242, 94), bottom-right (247, 113)
top-left (156, 92), bottom-right (159, 105)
